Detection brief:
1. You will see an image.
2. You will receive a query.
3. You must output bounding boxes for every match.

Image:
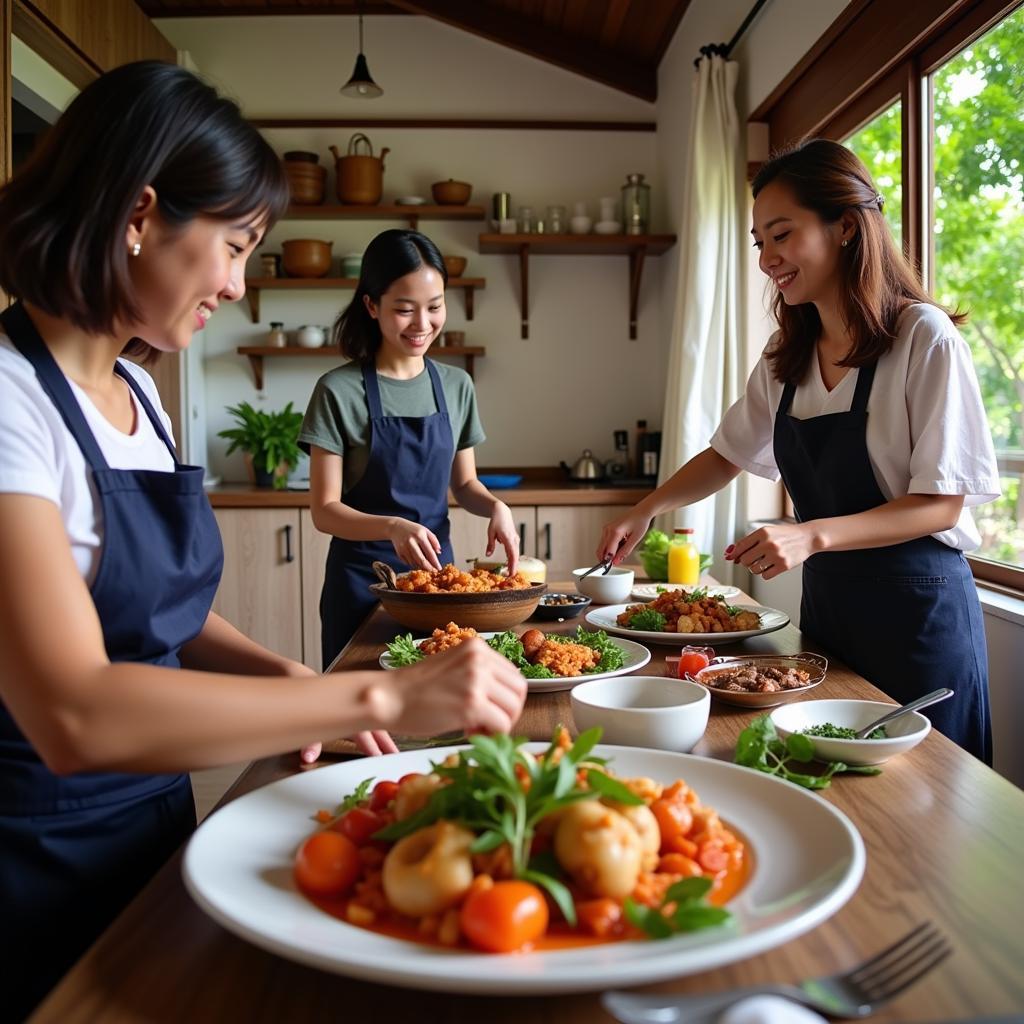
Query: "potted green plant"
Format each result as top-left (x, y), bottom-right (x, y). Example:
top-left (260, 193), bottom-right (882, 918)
top-left (218, 401), bottom-right (304, 490)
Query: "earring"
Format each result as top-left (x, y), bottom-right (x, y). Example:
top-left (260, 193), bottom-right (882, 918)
top-left (841, 239), bottom-right (849, 248)
top-left (131, 242), bottom-right (142, 257)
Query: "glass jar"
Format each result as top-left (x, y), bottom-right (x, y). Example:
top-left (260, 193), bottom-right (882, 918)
top-left (621, 172), bottom-right (650, 235)
top-left (668, 528), bottom-right (700, 586)
top-left (546, 205), bottom-right (566, 233)
top-left (518, 206), bottom-right (535, 233)
top-left (267, 321), bottom-right (287, 348)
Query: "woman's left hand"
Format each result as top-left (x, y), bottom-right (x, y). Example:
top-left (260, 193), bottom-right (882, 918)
top-left (486, 501), bottom-right (520, 576)
top-left (726, 522), bottom-right (816, 581)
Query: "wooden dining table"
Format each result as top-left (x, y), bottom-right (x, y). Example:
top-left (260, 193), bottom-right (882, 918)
top-left (31, 584), bottom-right (1024, 1022)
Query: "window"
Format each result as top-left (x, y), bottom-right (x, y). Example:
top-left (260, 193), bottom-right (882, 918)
top-left (844, 101), bottom-right (903, 251)
top-left (931, 8), bottom-right (1024, 572)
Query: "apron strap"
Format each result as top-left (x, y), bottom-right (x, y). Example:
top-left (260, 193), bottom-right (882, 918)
top-left (850, 361), bottom-right (878, 413)
top-left (778, 379), bottom-right (797, 416)
top-left (424, 358), bottom-right (450, 418)
top-left (113, 363), bottom-right (180, 464)
top-left (361, 360), bottom-right (385, 420)
top-left (1, 303), bottom-right (111, 472)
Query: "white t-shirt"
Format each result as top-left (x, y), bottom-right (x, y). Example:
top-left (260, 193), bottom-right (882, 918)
top-left (0, 334), bottom-right (176, 584)
top-left (710, 303), bottom-right (1000, 550)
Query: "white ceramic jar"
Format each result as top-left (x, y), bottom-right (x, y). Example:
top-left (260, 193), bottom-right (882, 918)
top-left (295, 324), bottom-right (326, 348)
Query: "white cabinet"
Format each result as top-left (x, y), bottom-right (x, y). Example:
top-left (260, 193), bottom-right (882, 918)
top-left (447, 506), bottom-right (536, 566)
top-left (300, 509), bottom-right (333, 669)
top-left (535, 505), bottom-right (624, 579)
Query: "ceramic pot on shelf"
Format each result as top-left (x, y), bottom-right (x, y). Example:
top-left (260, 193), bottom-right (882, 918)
top-left (295, 325), bottom-right (326, 348)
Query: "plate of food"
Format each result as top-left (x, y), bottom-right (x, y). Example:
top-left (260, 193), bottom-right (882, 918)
top-left (585, 588), bottom-right (790, 646)
top-left (182, 737), bottom-right (865, 994)
top-left (379, 623), bottom-right (650, 693)
top-left (630, 582), bottom-right (741, 602)
top-left (688, 653), bottom-right (828, 708)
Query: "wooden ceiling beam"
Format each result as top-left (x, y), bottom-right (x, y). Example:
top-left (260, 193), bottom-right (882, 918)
top-left (385, 0), bottom-right (657, 101)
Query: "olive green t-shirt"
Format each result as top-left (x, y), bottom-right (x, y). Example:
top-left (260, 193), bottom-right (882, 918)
top-left (299, 360), bottom-right (485, 494)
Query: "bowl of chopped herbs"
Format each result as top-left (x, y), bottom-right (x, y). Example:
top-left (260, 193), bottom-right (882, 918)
top-left (769, 699), bottom-right (932, 767)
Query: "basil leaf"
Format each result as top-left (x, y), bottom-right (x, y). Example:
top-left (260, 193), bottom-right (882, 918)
top-left (521, 869), bottom-right (577, 927)
top-left (664, 876), bottom-right (713, 905)
top-left (585, 769), bottom-right (644, 806)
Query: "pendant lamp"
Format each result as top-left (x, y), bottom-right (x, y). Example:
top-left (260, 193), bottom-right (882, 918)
top-left (341, 14), bottom-right (383, 99)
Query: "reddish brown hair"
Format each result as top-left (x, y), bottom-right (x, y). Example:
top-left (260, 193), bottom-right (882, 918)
top-left (752, 138), bottom-right (965, 384)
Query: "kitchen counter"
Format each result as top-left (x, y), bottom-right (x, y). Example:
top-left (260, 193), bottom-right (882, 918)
top-left (207, 481), bottom-right (654, 507)
top-left (30, 586), bottom-right (1024, 1022)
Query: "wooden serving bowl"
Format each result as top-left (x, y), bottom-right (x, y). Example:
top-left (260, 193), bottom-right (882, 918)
top-left (282, 238), bottom-right (332, 278)
top-left (368, 582), bottom-right (546, 633)
top-left (431, 179), bottom-right (473, 205)
top-left (442, 255), bottom-right (467, 277)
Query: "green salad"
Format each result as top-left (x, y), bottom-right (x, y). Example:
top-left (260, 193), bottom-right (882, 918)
top-left (638, 529), bottom-right (714, 582)
top-left (385, 626), bottom-right (627, 679)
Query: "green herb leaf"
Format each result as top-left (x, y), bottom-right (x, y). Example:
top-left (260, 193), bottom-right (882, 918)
top-left (784, 732), bottom-right (816, 762)
top-left (628, 608), bottom-right (668, 632)
top-left (585, 769), bottom-right (644, 806)
top-left (470, 829), bottom-right (507, 853)
top-left (664, 875), bottom-right (714, 905)
top-left (671, 904), bottom-right (732, 931)
top-left (624, 898), bottom-right (674, 939)
top-left (521, 868), bottom-right (577, 927)
top-left (384, 633), bottom-right (425, 666)
top-left (335, 776), bottom-right (374, 815)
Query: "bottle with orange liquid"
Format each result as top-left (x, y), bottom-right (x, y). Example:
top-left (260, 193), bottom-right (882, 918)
top-left (667, 528), bottom-right (700, 586)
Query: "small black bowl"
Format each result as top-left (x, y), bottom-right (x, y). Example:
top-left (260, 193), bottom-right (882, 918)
top-left (533, 592), bottom-right (592, 621)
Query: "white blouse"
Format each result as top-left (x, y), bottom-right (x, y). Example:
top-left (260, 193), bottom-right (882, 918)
top-left (710, 303), bottom-right (1000, 550)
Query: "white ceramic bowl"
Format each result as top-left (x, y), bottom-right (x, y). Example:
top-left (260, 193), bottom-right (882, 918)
top-left (571, 675), bottom-right (710, 752)
top-left (770, 699), bottom-right (931, 766)
top-left (573, 566), bottom-right (634, 603)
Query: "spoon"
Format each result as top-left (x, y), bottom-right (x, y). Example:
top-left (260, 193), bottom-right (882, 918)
top-left (854, 687), bottom-right (954, 739)
top-left (371, 560), bottom-right (399, 590)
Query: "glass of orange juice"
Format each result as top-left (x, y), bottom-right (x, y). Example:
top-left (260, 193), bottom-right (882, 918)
top-left (668, 528), bottom-right (700, 586)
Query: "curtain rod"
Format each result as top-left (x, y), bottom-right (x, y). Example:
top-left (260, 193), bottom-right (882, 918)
top-left (694, 0), bottom-right (772, 68)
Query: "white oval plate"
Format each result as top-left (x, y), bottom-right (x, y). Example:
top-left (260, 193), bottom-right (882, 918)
top-left (585, 604), bottom-right (790, 646)
top-left (378, 632), bottom-right (651, 694)
top-left (395, 195), bottom-right (427, 205)
top-left (183, 744), bottom-right (864, 995)
top-left (630, 583), bottom-right (741, 602)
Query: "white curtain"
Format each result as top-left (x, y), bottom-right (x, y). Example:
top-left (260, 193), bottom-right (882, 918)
top-left (658, 55), bottom-right (745, 587)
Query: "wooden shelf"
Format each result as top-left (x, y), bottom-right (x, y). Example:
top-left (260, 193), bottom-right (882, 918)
top-left (242, 276), bottom-right (485, 323)
top-left (477, 232), bottom-right (676, 339)
top-left (236, 345), bottom-right (486, 389)
top-left (283, 203), bottom-right (486, 228)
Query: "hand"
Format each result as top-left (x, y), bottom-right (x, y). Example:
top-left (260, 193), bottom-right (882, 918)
top-left (598, 507), bottom-right (654, 565)
top-left (388, 517), bottom-right (443, 570)
top-left (485, 501), bottom-right (520, 576)
top-left (726, 522), bottom-right (816, 581)
top-left (367, 638), bottom-right (527, 737)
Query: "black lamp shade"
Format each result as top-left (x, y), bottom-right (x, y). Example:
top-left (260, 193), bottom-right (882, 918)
top-left (341, 53), bottom-right (383, 98)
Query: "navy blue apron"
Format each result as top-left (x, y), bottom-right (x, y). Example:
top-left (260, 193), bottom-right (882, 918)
top-left (320, 359), bottom-right (455, 667)
top-left (773, 359), bottom-right (992, 762)
top-left (0, 303), bottom-right (224, 1019)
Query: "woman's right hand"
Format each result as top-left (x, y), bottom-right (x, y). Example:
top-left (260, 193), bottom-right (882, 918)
top-left (372, 639), bottom-right (527, 737)
top-left (387, 517), bottom-right (443, 570)
top-left (598, 507), bottom-right (654, 565)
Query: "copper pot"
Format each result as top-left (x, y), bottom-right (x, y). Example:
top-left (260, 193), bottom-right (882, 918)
top-left (330, 133), bottom-right (389, 205)
top-left (281, 239), bottom-right (333, 278)
top-left (432, 179), bottom-right (473, 205)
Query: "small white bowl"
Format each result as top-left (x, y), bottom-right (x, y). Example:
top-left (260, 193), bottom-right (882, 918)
top-left (571, 675), bottom-right (710, 752)
top-left (770, 699), bottom-right (932, 766)
top-left (573, 566), bottom-right (634, 603)
top-left (594, 220), bottom-right (622, 234)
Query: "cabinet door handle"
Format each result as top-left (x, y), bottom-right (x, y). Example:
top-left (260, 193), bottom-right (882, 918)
top-left (518, 522), bottom-right (526, 551)
top-left (543, 522), bottom-right (551, 561)
top-left (283, 524), bottom-right (294, 563)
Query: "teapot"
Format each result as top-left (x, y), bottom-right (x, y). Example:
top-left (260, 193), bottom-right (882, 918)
top-left (295, 325), bottom-right (326, 348)
top-left (560, 448), bottom-right (606, 482)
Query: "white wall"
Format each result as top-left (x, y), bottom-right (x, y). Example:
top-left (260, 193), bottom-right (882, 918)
top-left (156, 15), bottom-right (667, 481)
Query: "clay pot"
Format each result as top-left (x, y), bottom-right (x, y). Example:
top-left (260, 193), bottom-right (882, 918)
top-left (282, 239), bottom-right (333, 278)
top-left (442, 255), bottom-right (467, 277)
top-left (432, 179), bottom-right (473, 205)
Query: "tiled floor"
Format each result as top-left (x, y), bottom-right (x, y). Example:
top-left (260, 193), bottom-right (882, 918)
top-left (190, 763), bottom-right (247, 821)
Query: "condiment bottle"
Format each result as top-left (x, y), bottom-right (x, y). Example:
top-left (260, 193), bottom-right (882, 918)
top-left (668, 528), bottom-right (700, 586)
top-left (267, 321), bottom-right (287, 348)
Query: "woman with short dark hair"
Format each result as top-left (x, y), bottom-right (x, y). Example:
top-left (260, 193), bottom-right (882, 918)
top-left (0, 63), bottom-right (525, 1019)
top-left (301, 228), bottom-right (521, 666)
top-left (599, 138), bottom-right (999, 762)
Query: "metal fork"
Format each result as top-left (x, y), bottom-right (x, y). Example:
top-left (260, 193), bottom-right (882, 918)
top-left (603, 922), bottom-right (951, 1023)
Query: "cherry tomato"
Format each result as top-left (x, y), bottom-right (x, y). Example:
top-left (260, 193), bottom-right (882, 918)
top-left (676, 649), bottom-right (711, 678)
top-left (331, 806), bottom-right (386, 846)
top-left (369, 779), bottom-right (399, 812)
top-left (459, 880), bottom-right (549, 953)
top-left (294, 831), bottom-right (359, 896)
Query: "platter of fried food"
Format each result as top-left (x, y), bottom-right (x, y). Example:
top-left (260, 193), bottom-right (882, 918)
top-left (586, 587), bottom-right (789, 646)
top-left (380, 622), bottom-right (651, 693)
top-left (183, 733), bottom-right (864, 994)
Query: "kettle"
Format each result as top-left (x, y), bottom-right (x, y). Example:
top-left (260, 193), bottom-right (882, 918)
top-left (560, 448), bottom-right (606, 482)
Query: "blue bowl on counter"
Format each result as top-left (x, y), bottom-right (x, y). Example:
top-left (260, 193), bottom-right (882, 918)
top-left (479, 474), bottom-right (523, 489)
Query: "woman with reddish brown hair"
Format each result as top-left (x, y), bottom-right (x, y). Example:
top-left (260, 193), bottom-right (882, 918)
top-left (599, 138), bottom-right (999, 762)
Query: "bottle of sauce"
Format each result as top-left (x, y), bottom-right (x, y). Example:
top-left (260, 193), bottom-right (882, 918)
top-left (668, 528), bottom-right (700, 586)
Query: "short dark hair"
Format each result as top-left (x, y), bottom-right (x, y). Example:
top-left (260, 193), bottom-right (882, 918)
top-left (0, 60), bottom-right (288, 346)
top-left (336, 229), bottom-right (448, 363)
top-left (752, 138), bottom-right (964, 384)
